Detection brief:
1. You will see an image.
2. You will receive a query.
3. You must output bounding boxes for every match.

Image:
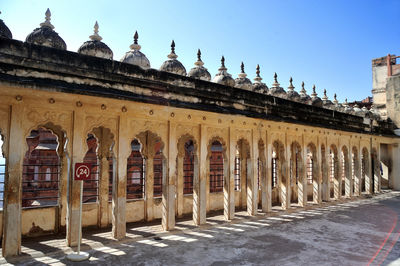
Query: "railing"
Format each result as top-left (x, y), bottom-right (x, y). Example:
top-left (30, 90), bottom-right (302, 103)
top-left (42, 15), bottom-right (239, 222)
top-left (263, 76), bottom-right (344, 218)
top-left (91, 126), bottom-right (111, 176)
top-left (127, 158), bottom-right (145, 200)
top-left (153, 155), bottom-right (163, 197)
top-left (234, 156), bottom-right (240, 191)
top-left (210, 159), bottom-right (224, 193)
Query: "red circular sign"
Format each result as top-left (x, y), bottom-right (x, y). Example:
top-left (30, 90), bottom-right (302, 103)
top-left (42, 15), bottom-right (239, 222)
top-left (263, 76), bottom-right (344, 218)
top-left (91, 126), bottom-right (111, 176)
top-left (74, 163), bottom-right (91, 180)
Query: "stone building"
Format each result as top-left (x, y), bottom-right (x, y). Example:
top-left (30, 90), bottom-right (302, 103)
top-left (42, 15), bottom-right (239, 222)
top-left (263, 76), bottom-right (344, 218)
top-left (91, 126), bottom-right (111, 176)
top-left (0, 9), bottom-right (399, 257)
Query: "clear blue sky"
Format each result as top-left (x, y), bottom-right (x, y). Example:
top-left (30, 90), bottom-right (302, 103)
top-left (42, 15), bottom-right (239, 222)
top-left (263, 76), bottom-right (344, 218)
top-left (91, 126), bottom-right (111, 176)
top-left (2, 0), bottom-right (399, 102)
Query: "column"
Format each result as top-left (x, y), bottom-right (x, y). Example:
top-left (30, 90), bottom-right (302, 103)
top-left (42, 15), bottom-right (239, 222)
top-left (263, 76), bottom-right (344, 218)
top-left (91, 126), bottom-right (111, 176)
top-left (264, 133), bottom-right (272, 212)
top-left (225, 127), bottom-right (235, 220)
top-left (112, 116), bottom-right (127, 240)
top-left (193, 125), bottom-right (206, 225)
top-left (391, 143), bottom-right (400, 190)
top-left (353, 148), bottom-right (362, 196)
top-left (346, 148), bottom-right (353, 198)
top-left (66, 110), bottom-right (86, 247)
top-left (145, 155), bottom-right (154, 221)
top-left (298, 143), bottom-right (307, 207)
top-left (365, 148), bottom-right (372, 194)
top-left (314, 141), bottom-right (322, 204)
top-left (260, 132), bottom-right (269, 213)
top-left (162, 121), bottom-right (176, 231)
top-left (247, 129), bottom-right (258, 216)
top-left (2, 105), bottom-right (23, 257)
top-left (176, 155), bottom-right (184, 217)
top-left (281, 140), bottom-right (290, 210)
top-left (99, 154), bottom-right (110, 228)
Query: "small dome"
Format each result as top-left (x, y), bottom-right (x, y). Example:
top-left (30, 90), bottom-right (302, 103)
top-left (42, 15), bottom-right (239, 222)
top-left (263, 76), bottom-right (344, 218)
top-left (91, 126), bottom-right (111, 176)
top-left (342, 99), bottom-right (353, 113)
top-left (26, 9), bottom-right (66, 50)
top-left (121, 31), bottom-right (150, 69)
top-left (361, 106), bottom-right (369, 116)
top-left (252, 64), bottom-right (268, 94)
top-left (369, 105), bottom-right (381, 120)
top-left (322, 89), bottom-right (334, 109)
top-left (0, 12), bottom-right (12, 39)
top-left (286, 77), bottom-right (300, 101)
top-left (78, 22), bottom-right (113, 60)
top-left (332, 93), bottom-right (343, 111)
top-left (310, 85), bottom-right (323, 107)
top-left (299, 82), bottom-right (312, 104)
top-left (160, 40), bottom-right (186, 75)
top-left (212, 56), bottom-right (235, 86)
top-left (235, 62), bottom-right (252, 90)
top-left (188, 49), bottom-right (211, 81)
top-left (352, 104), bottom-right (363, 116)
top-left (268, 73), bottom-right (286, 98)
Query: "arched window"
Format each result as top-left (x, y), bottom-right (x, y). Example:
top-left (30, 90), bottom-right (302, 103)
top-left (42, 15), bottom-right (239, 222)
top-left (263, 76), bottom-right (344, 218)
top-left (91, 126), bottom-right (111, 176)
top-left (183, 140), bottom-right (194, 194)
top-left (272, 151), bottom-right (278, 188)
top-left (210, 141), bottom-right (223, 193)
top-left (127, 139), bottom-right (145, 199)
top-left (22, 128), bottom-right (60, 208)
top-left (234, 149), bottom-right (240, 191)
top-left (0, 135), bottom-right (5, 210)
top-left (83, 134), bottom-right (99, 203)
top-left (153, 140), bottom-right (163, 197)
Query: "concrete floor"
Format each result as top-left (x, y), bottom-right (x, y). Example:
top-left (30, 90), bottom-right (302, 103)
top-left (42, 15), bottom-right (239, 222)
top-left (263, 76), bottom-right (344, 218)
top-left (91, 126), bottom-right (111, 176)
top-left (3, 191), bottom-right (400, 265)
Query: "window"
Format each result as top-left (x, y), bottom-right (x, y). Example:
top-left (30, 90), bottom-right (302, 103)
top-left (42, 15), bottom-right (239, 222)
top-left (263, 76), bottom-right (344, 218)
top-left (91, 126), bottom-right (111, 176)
top-left (22, 128), bottom-right (60, 208)
top-left (0, 136), bottom-right (5, 210)
top-left (153, 141), bottom-right (163, 197)
top-left (210, 141), bottom-right (223, 193)
top-left (127, 139), bottom-right (145, 199)
top-left (306, 156), bottom-right (313, 184)
top-left (83, 134), bottom-right (99, 203)
top-left (183, 140), bottom-right (194, 194)
top-left (234, 150), bottom-right (240, 191)
top-left (272, 157), bottom-right (278, 188)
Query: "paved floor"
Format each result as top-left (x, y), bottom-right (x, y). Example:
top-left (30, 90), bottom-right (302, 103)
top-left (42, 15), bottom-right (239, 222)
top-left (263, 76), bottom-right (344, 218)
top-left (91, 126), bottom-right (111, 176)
top-left (2, 191), bottom-right (400, 265)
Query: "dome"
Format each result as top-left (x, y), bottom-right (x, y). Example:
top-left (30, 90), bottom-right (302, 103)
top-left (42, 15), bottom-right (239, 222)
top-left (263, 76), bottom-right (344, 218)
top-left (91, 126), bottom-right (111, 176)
top-left (352, 104), bottom-right (363, 116)
top-left (342, 99), bottom-right (353, 113)
top-left (286, 77), bottom-right (300, 101)
top-left (212, 56), bottom-right (235, 87)
top-left (252, 64), bottom-right (268, 94)
top-left (121, 31), bottom-right (150, 69)
top-left (268, 73), bottom-right (286, 98)
top-left (310, 85), bottom-right (323, 107)
top-left (0, 12), bottom-right (12, 39)
top-left (322, 89), bottom-right (334, 109)
top-left (188, 49), bottom-right (211, 81)
top-left (78, 22), bottom-right (113, 60)
top-left (26, 9), bottom-right (66, 50)
top-left (160, 40), bottom-right (187, 75)
top-left (235, 62), bottom-right (252, 90)
top-left (299, 82), bottom-right (312, 104)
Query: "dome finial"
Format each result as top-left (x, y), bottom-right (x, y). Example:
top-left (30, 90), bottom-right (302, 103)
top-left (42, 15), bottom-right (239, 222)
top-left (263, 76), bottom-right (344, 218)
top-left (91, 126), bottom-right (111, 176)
top-left (134, 31), bottom-right (139, 45)
top-left (322, 89), bottom-right (328, 100)
top-left (333, 93), bottom-right (338, 105)
top-left (89, 21), bottom-right (102, 41)
top-left (221, 56), bottom-right (225, 68)
top-left (241, 62), bottom-right (245, 74)
top-left (194, 49), bottom-right (204, 67)
top-left (167, 40), bottom-right (178, 59)
top-left (256, 64), bottom-right (260, 77)
top-left (287, 77), bottom-right (295, 91)
top-left (129, 31), bottom-right (141, 50)
top-left (311, 84), bottom-right (317, 97)
top-left (272, 72), bottom-right (280, 87)
top-left (40, 8), bottom-right (55, 29)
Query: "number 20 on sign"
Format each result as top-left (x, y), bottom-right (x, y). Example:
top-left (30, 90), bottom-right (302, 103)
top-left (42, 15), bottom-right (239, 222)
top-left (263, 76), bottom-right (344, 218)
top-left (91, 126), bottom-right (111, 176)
top-left (74, 163), bottom-right (91, 181)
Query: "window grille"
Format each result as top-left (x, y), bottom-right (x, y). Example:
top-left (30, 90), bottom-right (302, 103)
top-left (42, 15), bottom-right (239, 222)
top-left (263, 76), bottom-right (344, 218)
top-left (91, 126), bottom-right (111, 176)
top-left (153, 150), bottom-right (163, 197)
top-left (272, 158), bottom-right (278, 188)
top-left (83, 134), bottom-right (99, 203)
top-left (210, 141), bottom-right (223, 193)
top-left (127, 150), bottom-right (145, 200)
top-left (183, 140), bottom-right (194, 194)
top-left (234, 155), bottom-right (240, 191)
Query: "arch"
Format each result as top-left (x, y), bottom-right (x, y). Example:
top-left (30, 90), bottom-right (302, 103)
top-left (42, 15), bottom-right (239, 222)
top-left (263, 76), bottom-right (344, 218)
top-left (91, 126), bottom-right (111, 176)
top-left (329, 144), bottom-right (339, 199)
top-left (341, 145), bottom-right (350, 197)
top-left (272, 140), bottom-right (286, 208)
top-left (126, 139), bottom-right (145, 200)
top-left (22, 127), bottom-right (62, 208)
top-left (351, 146), bottom-right (360, 196)
top-left (307, 142), bottom-right (318, 203)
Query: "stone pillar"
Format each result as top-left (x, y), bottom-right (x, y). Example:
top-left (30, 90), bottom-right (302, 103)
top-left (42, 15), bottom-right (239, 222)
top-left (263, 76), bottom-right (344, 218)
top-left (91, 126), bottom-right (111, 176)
top-left (225, 127), bottom-right (235, 220)
top-left (376, 145), bottom-right (382, 193)
top-left (345, 149), bottom-right (353, 198)
top-left (264, 135), bottom-right (272, 212)
top-left (247, 130), bottom-right (258, 216)
top-left (2, 105), bottom-right (23, 257)
top-left (176, 155), bottom-right (184, 217)
top-left (298, 143), bottom-right (307, 207)
top-left (334, 150), bottom-right (341, 200)
top-left (260, 133), bottom-right (269, 213)
top-left (66, 111), bottom-right (86, 247)
top-left (145, 156), bottom-right (154, 221)
top-left (314, 142), bottom-right (322, 204)
top-left (281, 142), bottom-right (290, 210)
top-left (193, 125), bottom-right (206, 225)
top-left (365, 149), bottom-right (372, 194)
top-left (113, 116), bottom-right (127, 240)
top-left (353, 149), bottom-right (362, 196)
top-left (162, 121), bottom-right (176, 231)
top-left (391, 143), bottom-right (400, 190)
top-left (99, 155), bottom-right (110, 228)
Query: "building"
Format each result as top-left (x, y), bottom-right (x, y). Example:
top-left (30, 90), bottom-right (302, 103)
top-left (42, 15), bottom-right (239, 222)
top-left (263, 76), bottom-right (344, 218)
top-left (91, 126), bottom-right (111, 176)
top-left (0, 9), bottom-right (399, 258)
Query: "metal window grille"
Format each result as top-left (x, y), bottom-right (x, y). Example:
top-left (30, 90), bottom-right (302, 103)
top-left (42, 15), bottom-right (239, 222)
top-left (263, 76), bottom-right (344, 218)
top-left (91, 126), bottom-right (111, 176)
top-left (127, 150), bottom-right (145, 199)
top-left (153, 151), bottom-right (163, 197)
top-left (210, 150), bottom-right (223, 193)
top-left (234, 155), bottom-right (240, 191)
top-left (183, 148), bottom-right (194, 195)
top-left (22, 155), bottom-right (60, 208)
top-left (82, 162), bottom-right (99, 203)
top-left (0, 157), bottom-right (5, 210)
top-left (272, 158), bottom-right (277, 188)
top-left (307, 157), bottom-right (313, 184)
